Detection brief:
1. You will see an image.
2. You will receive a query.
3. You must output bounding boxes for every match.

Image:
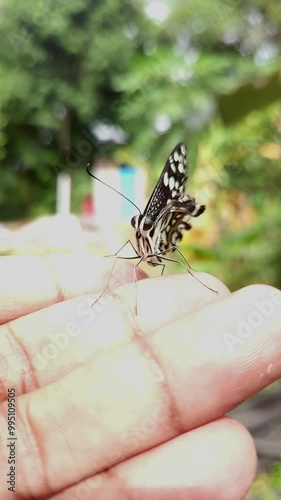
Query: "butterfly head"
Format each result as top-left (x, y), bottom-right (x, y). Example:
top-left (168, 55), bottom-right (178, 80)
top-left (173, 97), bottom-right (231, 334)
top-left (131, 214), bottom-right (154, 239)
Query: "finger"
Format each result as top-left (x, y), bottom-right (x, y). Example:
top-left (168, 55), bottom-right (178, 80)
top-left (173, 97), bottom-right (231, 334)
top-left (0, 273), bottom-right (229, 395)
top-left (0, 285), bottom-right (279, 498)
top-left (127, 271), bottom-right (229, 332)
top-left (53, 418), bottom-right (256, 500)
top-left (0, 254), bottom-right (147, 324)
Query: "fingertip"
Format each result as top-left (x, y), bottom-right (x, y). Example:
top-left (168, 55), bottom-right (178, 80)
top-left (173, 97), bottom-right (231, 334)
top-left (233, 283), bottom-right (281, 304)
top-left (114, 417), bottom-right (257, 500)
top-left (222, 416), bottom-right (258, 484)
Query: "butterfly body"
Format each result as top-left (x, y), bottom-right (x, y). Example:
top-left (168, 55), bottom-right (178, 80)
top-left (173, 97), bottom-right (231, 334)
top-left (131, 143), bottom-right (205, 266)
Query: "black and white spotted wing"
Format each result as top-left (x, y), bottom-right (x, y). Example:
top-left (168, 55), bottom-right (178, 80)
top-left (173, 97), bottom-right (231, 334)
top-left (131, 143), bottom-right (205, 266)
top-left (143, 143), bottom-right (188, 220)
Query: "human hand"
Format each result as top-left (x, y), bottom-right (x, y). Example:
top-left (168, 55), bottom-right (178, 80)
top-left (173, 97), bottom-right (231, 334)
top-left (0, 255), bottom-right (280, 499)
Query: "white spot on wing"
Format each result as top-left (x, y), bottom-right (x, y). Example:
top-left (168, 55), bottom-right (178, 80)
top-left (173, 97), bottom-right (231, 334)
top-left (163, 172), bottom-right (169, 186)
top-left (169, 176), bottom-right (175, 190)
top-left (178, 162), bottom-right (184, 173)
top-left (170, 162), bottom-right (176, 173)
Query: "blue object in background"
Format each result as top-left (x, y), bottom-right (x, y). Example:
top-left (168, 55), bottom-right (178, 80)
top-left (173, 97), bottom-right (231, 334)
top-left (119, 165), bottom-right (137, 217)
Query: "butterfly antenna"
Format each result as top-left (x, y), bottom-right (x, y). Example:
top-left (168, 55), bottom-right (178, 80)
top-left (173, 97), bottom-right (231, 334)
top-left (86, 164), bottom-right (141, 215)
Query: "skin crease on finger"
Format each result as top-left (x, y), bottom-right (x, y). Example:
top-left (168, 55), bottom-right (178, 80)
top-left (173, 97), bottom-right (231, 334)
top-left (50, 417), bottom-right (257, 500)
top-left (0, 272), bottom-right (229, 396)
top-left (0, 256), bottom-right (280, 499)
top-left (0, 284), bottom-right (279, 498)
top-left (0, 254), bottom-right (228, 326)
top-left (0, 254), bottom-right (148, 324)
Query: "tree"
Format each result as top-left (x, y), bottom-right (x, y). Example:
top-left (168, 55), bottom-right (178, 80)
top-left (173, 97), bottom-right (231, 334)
top-left (0, 0), bottom-right (150, 217)
top-left (0, 0), bottom-right (280, 290)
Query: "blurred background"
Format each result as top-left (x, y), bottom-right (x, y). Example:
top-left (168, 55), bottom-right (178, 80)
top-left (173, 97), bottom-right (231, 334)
top-left (0, 0), bottom-right (280, 496)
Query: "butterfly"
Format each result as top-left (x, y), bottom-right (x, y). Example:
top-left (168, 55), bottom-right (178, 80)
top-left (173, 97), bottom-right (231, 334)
top-left (87, 143), bottom-right (211, 311)
top-left (129, 143), bottom-right (205, 271)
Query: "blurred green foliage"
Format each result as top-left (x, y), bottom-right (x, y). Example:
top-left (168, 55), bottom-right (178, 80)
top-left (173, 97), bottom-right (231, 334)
top-left (0, 0), bottom-right (280, 290)
top-left (249, 461), bottom-right (281, 499)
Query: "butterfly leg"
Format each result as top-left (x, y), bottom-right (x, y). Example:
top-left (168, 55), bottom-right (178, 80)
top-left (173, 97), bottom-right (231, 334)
top-left (154, 262), bottom-right (166, 276)
top-left (158, 253), bottom-right (217, 294)
top-left (105, 239), bottom-right (138, 258)
top-left (89, 255), bottom-right (120, 308)
top-left (131, 256), bottom-right (146, 316)
top-left (90, 240), bottom-right (140, 308)
top-left (155, 246), bottom-right (191, 269)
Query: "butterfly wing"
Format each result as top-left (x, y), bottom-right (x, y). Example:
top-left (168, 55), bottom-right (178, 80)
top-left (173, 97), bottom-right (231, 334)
top-left (144, 143), bottom-right (205, 254)
top-left (157, 201), bottom-right (205, 253)
top-left (143, 143), bottom-right (188, 221)
top-left (132, 142), bottom-right (205, 264)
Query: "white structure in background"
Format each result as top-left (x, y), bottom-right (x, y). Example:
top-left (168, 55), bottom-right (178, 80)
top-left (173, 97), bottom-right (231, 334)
top-left (0, 224), bottom-right (12, 252)
top-left (93, 159), bottom-right (146, 223)
top-left (91, 157), bottom-right (147, 252)
top-left (53, 171), bottom-right (85, 251)
top-left (56, 172), bottom-right (71, 214)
